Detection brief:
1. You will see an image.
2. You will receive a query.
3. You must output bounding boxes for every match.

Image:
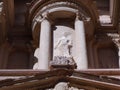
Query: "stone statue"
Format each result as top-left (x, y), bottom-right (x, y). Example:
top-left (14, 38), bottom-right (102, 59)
top-left (50, 32), bottom-right (76, 66)
top-left (54, 32), bottom-right (72, 57)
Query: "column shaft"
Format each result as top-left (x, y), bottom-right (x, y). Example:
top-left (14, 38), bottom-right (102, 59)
top-left (75, 19), bottom-right (88, 69)
top-left (38, 18), bottom-right (51, 69)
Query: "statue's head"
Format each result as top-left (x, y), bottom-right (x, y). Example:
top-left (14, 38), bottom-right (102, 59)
top-left (63, 32), bottom-right (71, 37)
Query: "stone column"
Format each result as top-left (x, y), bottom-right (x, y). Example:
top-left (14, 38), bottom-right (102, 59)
top-left (74, 13), bottom-right (88, 69)
top-left (38, 13), bottom-right (51, 69)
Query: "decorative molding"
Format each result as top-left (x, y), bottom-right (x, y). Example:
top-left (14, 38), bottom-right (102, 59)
top-left (32, 1), bottom-right (91, 35)
top-left (29, 0), bottom-right (93, 15)
top-left (28, 0), bottom-right (97, 50)
top-left (33, 1), bottom-right (90, 22)
top-left (27, 0), bottom-right (98, 29)
top-left (75, 11), bottom-right (90, 21)
top-left (38, 2), bottom-right (87, 15)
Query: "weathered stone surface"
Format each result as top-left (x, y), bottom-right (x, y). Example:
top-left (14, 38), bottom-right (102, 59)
top-left (54, 32), bottom-right (73, 57)
top-left (50, 56), bottom-right (75, 65)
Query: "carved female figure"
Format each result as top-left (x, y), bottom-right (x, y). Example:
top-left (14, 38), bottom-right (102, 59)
top-left (54, 32), bottom-right (72, 57)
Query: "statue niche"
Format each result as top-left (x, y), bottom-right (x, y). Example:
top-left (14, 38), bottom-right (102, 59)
top-left (50, 27), bottom-right (76, 67)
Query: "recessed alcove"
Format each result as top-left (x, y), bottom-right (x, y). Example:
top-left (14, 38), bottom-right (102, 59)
top-left (53, 21), bottom-right (75, 59)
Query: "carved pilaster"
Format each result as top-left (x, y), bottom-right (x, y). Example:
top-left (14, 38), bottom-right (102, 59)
top-left (108, 33), bottom-right (120, 68)
top-left (108, 34), bottom-right (120, 48)
top-left (74, 12), bottom-right (88, 69)
top-left (33, 12), bottom-right (52, 69)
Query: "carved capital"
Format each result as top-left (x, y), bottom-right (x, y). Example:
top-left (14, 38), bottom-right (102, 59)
top-left (34, 15), bottom-right (42, 23)
top-left (34, 11), bottom-right (50, 23)
top-left (107, 33), bottom-right (120, 48)
top-left (75, 11), bottom-right (90, 21)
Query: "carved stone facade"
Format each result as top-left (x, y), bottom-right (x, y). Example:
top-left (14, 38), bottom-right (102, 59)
top-left (0, 0), bottom-right (119, 69)
top-left (31, 0), bottom-right (91, 69)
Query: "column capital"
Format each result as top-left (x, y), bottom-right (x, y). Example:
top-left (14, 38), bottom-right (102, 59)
top-left (34, 11), bottom-right (50, 23)
top-left (108, 33), bottom-right (120, 68)
top-left (75, 11), bottom-right (90, 22)
top-left (75, 11), bottom-right (83, 21)
top-left (108, 33), bottom-right (120, 48)
top-left (42, 11), bottom-right (49, 21)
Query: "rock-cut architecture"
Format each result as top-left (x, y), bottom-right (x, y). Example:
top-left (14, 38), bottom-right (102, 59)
top-left (0, 0), bottom-right (119, 69)
top-left (0, 0), bottom-right (120, 90)
top-left (0, 0), bottom-right (120, 70)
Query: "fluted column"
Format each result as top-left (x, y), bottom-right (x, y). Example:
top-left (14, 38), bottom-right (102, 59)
top-left (38, 13), bottom-right (51, 69)
top-left (74, 13), bottom-right (88, 69)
